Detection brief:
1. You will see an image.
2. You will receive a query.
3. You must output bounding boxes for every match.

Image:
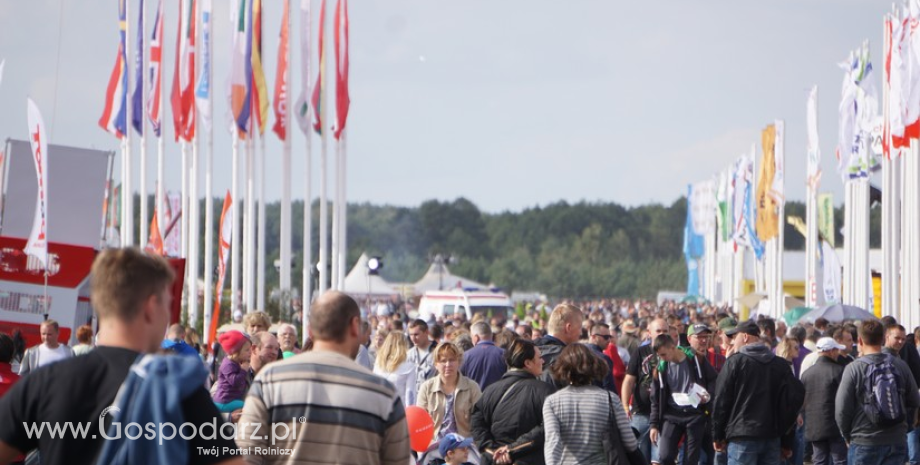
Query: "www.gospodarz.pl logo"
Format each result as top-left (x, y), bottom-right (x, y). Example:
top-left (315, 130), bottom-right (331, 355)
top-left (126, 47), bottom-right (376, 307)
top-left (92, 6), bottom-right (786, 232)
top-left (22, 407), bottom-right (305, 446)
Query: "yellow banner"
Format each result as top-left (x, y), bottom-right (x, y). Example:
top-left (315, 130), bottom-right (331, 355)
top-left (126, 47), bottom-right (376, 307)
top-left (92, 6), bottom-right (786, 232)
top-left (756, 125), bottom-right (779, 241)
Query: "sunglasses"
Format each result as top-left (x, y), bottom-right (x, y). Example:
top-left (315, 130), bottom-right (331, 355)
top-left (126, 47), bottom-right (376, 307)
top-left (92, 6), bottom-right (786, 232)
top-left (593, 334), bottom-right (613, 340)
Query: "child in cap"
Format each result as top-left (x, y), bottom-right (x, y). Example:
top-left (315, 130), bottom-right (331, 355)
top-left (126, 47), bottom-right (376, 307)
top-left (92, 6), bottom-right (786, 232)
top-left (437, 433), bottom-right (474, 465)
top-left (212, 330), bottom-right (251, 412)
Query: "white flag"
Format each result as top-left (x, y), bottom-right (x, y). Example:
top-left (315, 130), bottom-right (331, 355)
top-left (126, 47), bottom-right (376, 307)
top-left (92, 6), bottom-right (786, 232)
top-left (294, 0), bottom-right (311, 134)
top-left (195, 0), bottom-right (212, 131)
top-left (821, 240), bottom-right (841, 304)
top-left (25, 98), bottom-right (49, 268)
top-left (0, 60), bottom-right (5, 90)
top-left (806, 86), bottom-right (821, 188)
top-left (690, 179), bottom-right (716, 236)
top-left (769, 119), bottom-right (784, 203)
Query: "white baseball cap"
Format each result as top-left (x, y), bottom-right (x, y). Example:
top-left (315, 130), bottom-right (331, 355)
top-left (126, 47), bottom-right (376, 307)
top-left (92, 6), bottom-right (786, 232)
top-left (816, 337), bottom-right (846, 352)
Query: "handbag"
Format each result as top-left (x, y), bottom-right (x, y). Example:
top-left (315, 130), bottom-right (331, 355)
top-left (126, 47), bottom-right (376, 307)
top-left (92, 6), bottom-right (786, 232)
top-left (604, 392), bottom-right (648, 465)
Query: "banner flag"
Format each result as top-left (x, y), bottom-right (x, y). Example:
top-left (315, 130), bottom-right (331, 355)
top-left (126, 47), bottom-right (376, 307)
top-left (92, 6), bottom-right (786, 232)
top-left (294, 0), bottom-right (312, 135)
top-left (25, 98), bottom-right (50, 268)
top-left (817, 193), bottom-right (835, 247)
top-left (209, 191), bottom-right (234, 345)
top-left (272, 0), bottom-right (290, 140)
top-left (195, 0), bottom-right (212, 132)
top-left (806, 86), bottom-right (822, 188)
top-left (756, 125), bottom-right (778, 241)
top-left (333, 0), bottom-right (349, 139)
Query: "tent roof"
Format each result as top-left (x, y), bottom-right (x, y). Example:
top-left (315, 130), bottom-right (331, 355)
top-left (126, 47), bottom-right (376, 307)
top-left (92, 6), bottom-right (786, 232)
top-left (413, 262), bottom-right (488, 294)
top-left (342, 253), bottom-right (399, 297)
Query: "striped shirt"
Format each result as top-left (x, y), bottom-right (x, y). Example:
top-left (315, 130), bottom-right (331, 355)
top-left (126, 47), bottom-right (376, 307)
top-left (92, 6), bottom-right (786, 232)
top-left (543, 385), bottom-right (637, 465)
top-left (237, 350), bottom-right (410, 465)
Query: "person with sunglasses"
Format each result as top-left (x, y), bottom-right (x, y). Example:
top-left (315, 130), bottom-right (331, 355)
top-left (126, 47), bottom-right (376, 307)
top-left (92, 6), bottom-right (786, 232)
top-left (586, 324), bottom-right (618, 392)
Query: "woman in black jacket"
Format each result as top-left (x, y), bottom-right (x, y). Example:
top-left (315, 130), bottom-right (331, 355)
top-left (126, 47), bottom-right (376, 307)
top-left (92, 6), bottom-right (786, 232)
top-left (471, 339), bottom-right (556, 465)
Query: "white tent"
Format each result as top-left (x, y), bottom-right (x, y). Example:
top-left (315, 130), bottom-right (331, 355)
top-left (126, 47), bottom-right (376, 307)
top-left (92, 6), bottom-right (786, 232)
top-left (413, 262), bottom-right (489, 294)
top-left (342, 253), bottom-right (399, 298)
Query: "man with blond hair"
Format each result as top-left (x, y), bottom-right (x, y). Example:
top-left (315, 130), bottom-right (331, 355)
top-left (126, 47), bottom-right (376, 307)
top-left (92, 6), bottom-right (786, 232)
top-left (17, 319), bottom-right (74, 376)
top-left (0, 247), bottom-right (241, 465)
top-left (535, 303), bottom-right (584, 387)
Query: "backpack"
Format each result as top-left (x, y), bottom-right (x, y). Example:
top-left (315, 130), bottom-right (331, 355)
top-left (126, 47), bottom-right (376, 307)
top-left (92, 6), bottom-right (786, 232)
top-left (861, 354), bottom-right (906, 428)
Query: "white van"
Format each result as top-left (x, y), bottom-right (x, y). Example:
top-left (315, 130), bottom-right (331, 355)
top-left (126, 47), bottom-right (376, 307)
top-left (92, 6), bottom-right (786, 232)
top-left (418, 290), bottom-right (514, 322)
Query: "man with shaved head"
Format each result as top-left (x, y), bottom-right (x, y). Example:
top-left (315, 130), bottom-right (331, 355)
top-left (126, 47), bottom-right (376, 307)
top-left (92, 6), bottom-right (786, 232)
top-left (238, 291), bottom-right (410, 465)
top-left (622, 317), bottom-right (669, 464)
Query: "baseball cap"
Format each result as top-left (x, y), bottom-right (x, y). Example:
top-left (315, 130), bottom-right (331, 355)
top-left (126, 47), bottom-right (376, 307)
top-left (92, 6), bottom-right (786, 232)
top-left (724, 320), bottom-right (759, 337)
top-left (717, 317), bottom-right (738, 333)
top-left (816, 337), bottom-right (846, 352)
top-left (439, 433), bottom-right (474, 457)
top-left (687, 324), bottom-right (712, 337)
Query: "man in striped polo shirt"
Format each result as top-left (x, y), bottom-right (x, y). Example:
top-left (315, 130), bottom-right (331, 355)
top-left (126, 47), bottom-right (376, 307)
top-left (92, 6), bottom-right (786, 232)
top-left (237, 291), bottom-right (411, 465)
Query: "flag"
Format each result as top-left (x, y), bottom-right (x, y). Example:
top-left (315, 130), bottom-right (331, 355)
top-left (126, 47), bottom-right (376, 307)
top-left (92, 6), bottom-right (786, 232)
top-left (229, 0), bottom-right (252, 137)
top-left (251, 0), bottom-right (269, 135)
top-left (145, 207), bottom-right (164, 256)
top-left (147, 0), bottom-right (164, 137)
top-left (836, 41), bottom-right (880, 180)
top-left (769, 120), bottom-right (784, 204)
top-left (195, 0), bottom-right (212, 132)
top-left (272, 0), bottom-right (290, 140)
top-left (733, 154), bottom-right (764, 259)
top-left (170, 0), bottom-right (196, 142)
top-left (25, 99), bottom-right (49, 268)
top-left (690, 179), bottom-right (716, 236)
top-left (821, 240), bottom-right (841, 304)
top-left (294, 0), bottom-right (312, 134)
top-left (903, 1), bottom-right (920, 141)
top-left (99, 0), bottom-right (128, 138)
top-left (716, 169), bottom-right (732, 242)
top-left (311, 0), bottom-right (326, 134)
top-left (885, 13), bottom-right (908, 154)
top-left (0, 59), bottom-right (5, 89)
top-left (806, 86), bottom-right (821, 189)
top-left (743, 165), bottom-right (765, 260)
top-left (131, 0), bottom-right (145, 136)
top-left (684, 185), bottom-right (705, 297)
top-left (209, 191), bottom-right (234, 345)
top-left (333, 0), bottom-right (349, 139)
top-left (756, 125), bottom-right (778, 241)
top-left (818, 193), bottom-right (835, 247)
top-left (164, 192), bottom-right (182, 257)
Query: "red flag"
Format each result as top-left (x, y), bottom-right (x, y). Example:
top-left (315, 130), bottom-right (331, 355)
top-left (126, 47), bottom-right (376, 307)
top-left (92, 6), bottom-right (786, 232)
top-left (145, 207), bottom-right (164, 256)
top-left (170, 0), bottom-right (197, 142)
top-left (272, 0), bottom-right (290, 141)
top-left (311, 0), bottom-right (326, 135)
top-left (333, 0), bottom-right (349, 140)
top-left (209, 191), bottom-right (233, 346)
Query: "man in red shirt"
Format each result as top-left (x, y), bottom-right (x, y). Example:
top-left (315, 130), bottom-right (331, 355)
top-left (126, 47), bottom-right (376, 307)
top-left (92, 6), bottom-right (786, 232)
top-left (0, 334), bottom-right (18, 398)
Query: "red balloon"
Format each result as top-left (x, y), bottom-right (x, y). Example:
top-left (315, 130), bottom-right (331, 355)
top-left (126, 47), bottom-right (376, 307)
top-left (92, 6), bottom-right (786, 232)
top-left (405, 405), bottom-right (434, 452)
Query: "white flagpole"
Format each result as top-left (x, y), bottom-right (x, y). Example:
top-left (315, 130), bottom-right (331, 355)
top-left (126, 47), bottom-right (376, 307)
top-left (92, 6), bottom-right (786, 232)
top-left (124, 0), bottom-right (134, 247)
top-left (907, 143), bottom-right (920, 329)
top-left (301, 0), bottom-right (313, 341)
top-left (280, 0), bottom-right (293, 305)
top-left (156, 3), bottom-right (165, 238)
top-left (188, 0), bottom-right (200, 327)
top-left (231, 130), bottom-right (241, 317)
top-left (318, 0), bottom-right (329, 296)
top-left (881, 24), bottom-right (899, 317)
top-left (245, 134), bottom-right (255, 312)
top-left (339, 132), bottom-right (347, 290)
top-left (181, 141), bottom-right (189, 258)
top-left (139, 0), bottom-right (148, 246)
top-left (776, 120), bottom-right (785, 320)
top-left (257, 132), bottom-right (267, 311)
top-left (327, 136), bottom-right (342, 290)
top-left (203, 0), bottom-right (214, 345)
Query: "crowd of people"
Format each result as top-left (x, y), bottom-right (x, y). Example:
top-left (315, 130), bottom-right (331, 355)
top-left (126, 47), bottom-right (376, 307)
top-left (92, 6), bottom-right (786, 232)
top-left (0, 248), bottom-right (919, 465)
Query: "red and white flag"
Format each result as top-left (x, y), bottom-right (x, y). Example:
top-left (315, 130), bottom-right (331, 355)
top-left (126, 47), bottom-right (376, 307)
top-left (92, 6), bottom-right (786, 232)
top-left (333, 0), bottom-right (349, 139)
top-left (170, 0), bottom-right (196, 142)
top-left (147, 0), bottom-right (164, 137)
top-left (25, 98), bottom-right (49, 268)
top-left (272, 0), bottom-right (290, 141)
top-left (209, 191), bottom-right (233, 345)
top-left (310, 0), bottom-right (326, 134)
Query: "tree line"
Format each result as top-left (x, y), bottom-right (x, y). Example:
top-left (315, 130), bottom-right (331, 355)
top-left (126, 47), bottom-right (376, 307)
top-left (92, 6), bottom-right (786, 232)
top-left (131, 195), bottom-right (874, 301)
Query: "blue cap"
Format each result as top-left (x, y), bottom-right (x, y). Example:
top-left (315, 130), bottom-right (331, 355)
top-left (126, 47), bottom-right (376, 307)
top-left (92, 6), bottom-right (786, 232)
top-left (439, 433), bottom-right (473, 457)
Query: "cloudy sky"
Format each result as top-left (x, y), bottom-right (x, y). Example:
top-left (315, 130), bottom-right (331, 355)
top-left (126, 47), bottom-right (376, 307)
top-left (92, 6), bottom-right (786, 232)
top-left (0, 0), bottom-right (894, 213)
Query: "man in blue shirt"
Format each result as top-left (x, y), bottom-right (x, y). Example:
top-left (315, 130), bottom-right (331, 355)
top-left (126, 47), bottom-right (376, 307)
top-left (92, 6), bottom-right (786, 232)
top-left (461, 322), bottom-right (506, 391)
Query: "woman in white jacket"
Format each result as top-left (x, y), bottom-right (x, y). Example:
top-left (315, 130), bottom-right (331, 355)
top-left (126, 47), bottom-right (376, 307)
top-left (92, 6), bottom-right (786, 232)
top-left (374, 332), bottom-right (418, 406)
